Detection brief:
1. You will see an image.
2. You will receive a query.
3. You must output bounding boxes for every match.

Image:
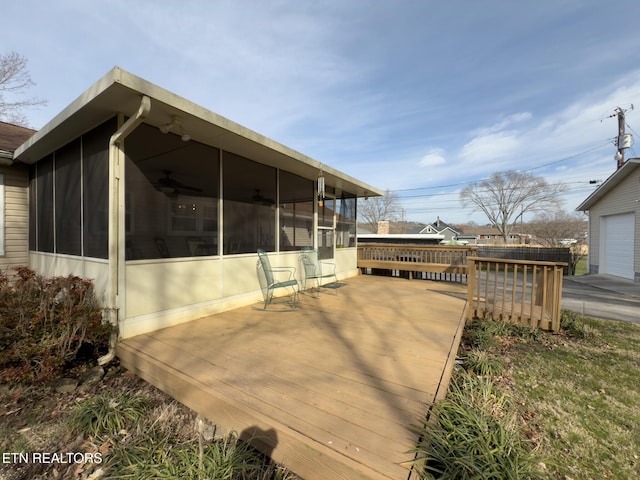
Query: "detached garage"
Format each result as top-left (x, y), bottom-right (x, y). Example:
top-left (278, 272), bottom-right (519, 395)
top-left (577, 159), bottom-right (640, 282)
top-left (600, 213), bottom-right (635, 279)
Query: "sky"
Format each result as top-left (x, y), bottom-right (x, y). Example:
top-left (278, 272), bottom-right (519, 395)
top-left (3, 0), bottom-right (640, 225)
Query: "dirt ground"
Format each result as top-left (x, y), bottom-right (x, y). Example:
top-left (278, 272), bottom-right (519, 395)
top-left (0, 360), bottom-right (197, 480)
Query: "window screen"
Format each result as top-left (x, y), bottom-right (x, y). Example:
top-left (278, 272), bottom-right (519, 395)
top-left (55, 139), bottom-right (82, 255)
top-left (83, 118), bottom-right (114, 259)
top-left (125, 123), bottom-right (220, 260)
top-left (36, 155), bottom-right (54, 253)
top-left (223, 152), bottom-right (276, 254)
top-left (279, 171), bottom-right (313, 251)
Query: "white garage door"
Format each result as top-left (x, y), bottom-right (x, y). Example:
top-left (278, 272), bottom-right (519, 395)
top-left (601, 213), bottom-right (635, 279)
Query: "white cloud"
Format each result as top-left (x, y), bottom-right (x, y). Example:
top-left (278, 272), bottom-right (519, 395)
top-left (419, 149), bottom-right (447, 167)
top-left (472, 112), bottom-right (532, 136)
top-left (460, 131), bottom-right (520, 162)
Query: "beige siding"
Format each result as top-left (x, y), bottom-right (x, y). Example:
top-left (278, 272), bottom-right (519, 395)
top-left (588, 167), bottom-right (640, 279)
top-left (0, 166), bottom-right (29, 276)
top-left (122, 249), bottom-right (359, 338)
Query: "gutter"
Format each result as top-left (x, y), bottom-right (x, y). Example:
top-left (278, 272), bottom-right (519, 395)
top-left (99, 95), bottom-right (151, 366)
top-left (0, 151), bottom-right (14, 166)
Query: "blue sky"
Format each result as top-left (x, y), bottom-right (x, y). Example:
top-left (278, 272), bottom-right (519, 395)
top-left (3, 0), bottom-right (640, 225)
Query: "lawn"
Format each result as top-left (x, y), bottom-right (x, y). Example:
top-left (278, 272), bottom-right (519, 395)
top-left (573, 256), bottom-right (588, 276)
top-left (412, 312), bottom-right (640, 479)
top-left (508, 313), bottom-right (640, 479)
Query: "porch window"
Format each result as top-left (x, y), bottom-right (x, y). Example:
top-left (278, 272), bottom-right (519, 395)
top-left (335, 193), bottom-right (357, 248)
top-left (55, 139), bottom-right (82, 255)
top-left (34, 154), bottom-right (54, 253)
top-left (223, 152), bottom-right (276, 254)
top-left (279, 171), bottom-right (313, 251)
top-left (29, 118), bottom-right (115, 259)
top-left (82, 118), bottom-right (113, 258)
top-left (124, 123), bottom-right (220, 259)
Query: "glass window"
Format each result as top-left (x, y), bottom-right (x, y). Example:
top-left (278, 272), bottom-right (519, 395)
top-left (336, 193), bottom-right (357, 248)
top-left (318, 197), bottom-right (335, 228)
top-left (55, 139), bottom-right (82, 255)
top-left (279, 171), bottom-right (313, 251)
top-left (125, 123), bottom-right (220, 260)
top-left (223, 152), bottom-right (276, 254)
top-left (317, 228), bottom-right (334, 260)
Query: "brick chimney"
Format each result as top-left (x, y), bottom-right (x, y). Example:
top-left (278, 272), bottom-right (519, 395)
top-left (377, 220), bottom-right (390, 235)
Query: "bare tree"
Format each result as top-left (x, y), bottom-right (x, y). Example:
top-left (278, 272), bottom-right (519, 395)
top-left (358, 190), bottom-right (403, 233)
top-left (0, 52), bottom-right (46, 126)
top-left (528, 210), bottom-right (588, 274)
top-left (527, 210), bottom-right (587, 247)
top-left (460, 170), bottom-right (565, 243)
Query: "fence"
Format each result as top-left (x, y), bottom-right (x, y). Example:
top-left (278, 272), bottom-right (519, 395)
top-left (466, 256), bottom-right (566, 331)
top-left (477, 246), bottom-right (571, 274)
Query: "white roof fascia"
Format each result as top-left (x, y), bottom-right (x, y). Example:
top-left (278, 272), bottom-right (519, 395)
top-left (15, 66), bottom-right (383, 198)
top-left (576, 158), bottom-right (640, 211)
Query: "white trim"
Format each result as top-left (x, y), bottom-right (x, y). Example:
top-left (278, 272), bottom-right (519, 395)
top-left (0, 173), bottom-right (4, 256)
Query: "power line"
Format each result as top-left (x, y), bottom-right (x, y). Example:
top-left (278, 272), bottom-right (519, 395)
top-left (388, 141), bottom-right (611, 193)
top-left (394, 179), bottom-right (602, 200)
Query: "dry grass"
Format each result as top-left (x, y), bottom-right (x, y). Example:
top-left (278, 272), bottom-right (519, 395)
top-left (0, 365), bottom-right (299, 480)
top-left (508, 315), bottom-right (640, 479)
top-left (453, 313), bottom-right (640, 479)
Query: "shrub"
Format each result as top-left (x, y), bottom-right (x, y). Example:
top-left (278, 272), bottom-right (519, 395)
top-left (0, 267), bottom-right (114, 384)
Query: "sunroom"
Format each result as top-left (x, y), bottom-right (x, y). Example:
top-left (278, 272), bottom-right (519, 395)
top-left (15, 67), bottom-right (381, 338)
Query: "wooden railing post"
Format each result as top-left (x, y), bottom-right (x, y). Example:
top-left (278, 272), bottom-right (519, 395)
top-left (466, 257), bottom-right (476, 322)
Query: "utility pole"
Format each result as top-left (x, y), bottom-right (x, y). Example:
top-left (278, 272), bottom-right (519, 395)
top-left (610, 106), bottom-right (633, 169)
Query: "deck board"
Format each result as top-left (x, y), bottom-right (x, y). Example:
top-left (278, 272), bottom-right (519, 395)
top-left (117, 275), bottom-right (467, 480)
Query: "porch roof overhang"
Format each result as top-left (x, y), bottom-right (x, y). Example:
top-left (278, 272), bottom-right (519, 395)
top-left (576, 158), bottom-right (640, 211)
top-left (14, 66), bottom-right (383, 198)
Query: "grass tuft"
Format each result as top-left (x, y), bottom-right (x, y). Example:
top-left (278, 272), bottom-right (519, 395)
top-left (106, 429), bottom-right (295, 480)
top-left (463, 348), bottom-right (504, 376)
top-left (411, 371), bottom-right (543, 480)
top-left (69, 392), bottom-right (152, 438)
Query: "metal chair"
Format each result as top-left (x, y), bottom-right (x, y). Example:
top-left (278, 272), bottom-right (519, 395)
top-left (256, 249), bottom-right (300, 310)
top-left (299, 247), bottom-right (338, 296)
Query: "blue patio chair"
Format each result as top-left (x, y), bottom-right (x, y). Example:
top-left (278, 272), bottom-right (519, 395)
top-left (256, 249), bottom-right (300, 310)
top-left (299, 247), bottom-right (338, 296)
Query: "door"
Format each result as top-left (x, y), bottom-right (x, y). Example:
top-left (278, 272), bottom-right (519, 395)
top-left (601, 213), bottom-right (635, 279)
top-left (317, 195), bottom-right (335, 260)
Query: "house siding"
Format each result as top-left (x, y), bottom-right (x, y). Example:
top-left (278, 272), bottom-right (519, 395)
top-left (587, 167), bottom-right (640, 280)
top-left (0, 166), bottom-right (29, 275)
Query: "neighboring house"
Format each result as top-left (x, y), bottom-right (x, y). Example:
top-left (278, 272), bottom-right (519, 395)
top-left (460, 226), bottom-right (529, 245)
top-left (0, 121), bottom-right (34, 274)
top-left (357, 233), bottom-right (443, 245)
top-left (13, 67), bottom-right (382, 338)
top-left (419, 217), bottom-right (461, 243)
top-left (577, 158), bottom-right (640, 282)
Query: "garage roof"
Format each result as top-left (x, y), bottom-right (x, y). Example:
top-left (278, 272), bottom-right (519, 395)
top-left (576, 158), bottom-right (640, 211)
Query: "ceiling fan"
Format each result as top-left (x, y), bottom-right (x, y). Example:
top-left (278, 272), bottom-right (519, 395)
top-left (155, 170), bottom-right (203, 195)
top-left (252, 189), bottom-right (275, 206)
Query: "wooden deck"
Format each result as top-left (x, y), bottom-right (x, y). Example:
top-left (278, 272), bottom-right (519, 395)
top-left (117, 275), bottom-right (467, 480)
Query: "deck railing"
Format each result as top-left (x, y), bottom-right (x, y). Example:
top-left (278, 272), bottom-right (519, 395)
top-left (357, 244), bottom-right (478, 279)
top-left (466, 256), bottom-right (566, 331)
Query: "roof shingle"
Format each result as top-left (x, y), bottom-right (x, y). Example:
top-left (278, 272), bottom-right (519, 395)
top-left (0, 121), bottom-right (36, 152)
